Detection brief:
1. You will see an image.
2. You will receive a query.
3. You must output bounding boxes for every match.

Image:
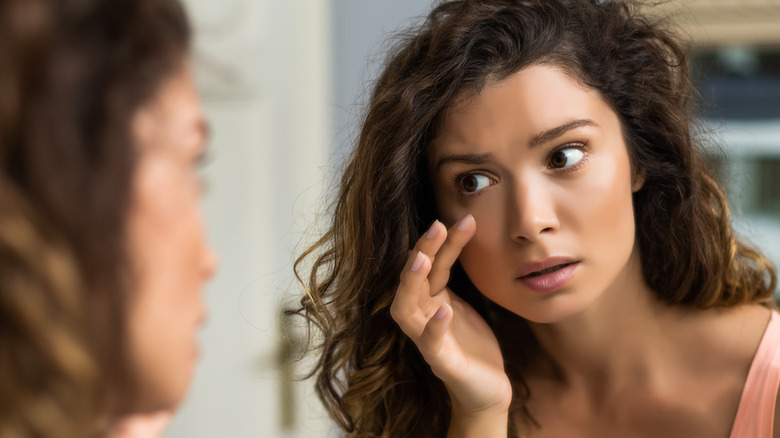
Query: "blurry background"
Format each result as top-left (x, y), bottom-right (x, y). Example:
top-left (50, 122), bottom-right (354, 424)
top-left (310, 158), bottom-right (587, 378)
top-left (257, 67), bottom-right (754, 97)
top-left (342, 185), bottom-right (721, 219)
top-left (165, 0), bottom-right (780, 437)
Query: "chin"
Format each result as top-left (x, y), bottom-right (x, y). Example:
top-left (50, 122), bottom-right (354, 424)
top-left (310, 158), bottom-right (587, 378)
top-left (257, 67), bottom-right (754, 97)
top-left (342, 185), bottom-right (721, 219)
top-left (501, 293), bottom-right (592, 325)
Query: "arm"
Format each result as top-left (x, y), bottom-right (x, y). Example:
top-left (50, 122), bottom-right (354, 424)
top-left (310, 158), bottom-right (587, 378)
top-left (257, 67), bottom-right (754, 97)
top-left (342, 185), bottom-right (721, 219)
top-left (447, 406), bottom-right (510, 438)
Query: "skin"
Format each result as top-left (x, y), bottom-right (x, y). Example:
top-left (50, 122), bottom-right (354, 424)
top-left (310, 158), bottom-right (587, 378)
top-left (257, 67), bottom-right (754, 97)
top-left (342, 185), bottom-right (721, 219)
top-left (391, 65), bottom-right (774, 438)
top-left (124, 64), bottom-right (217, 416)
top-left (432, 64), bottom-right (643, 325)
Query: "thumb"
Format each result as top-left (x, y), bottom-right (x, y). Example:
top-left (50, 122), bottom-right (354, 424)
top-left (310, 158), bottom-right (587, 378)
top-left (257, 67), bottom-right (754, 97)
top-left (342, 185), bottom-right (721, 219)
top-left (419, 302), bottom-right (453, 357)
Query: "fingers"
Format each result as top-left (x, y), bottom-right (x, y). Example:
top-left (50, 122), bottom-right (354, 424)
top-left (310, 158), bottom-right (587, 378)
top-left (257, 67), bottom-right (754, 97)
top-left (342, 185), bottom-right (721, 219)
top-left (390, 250), bottom-right (432, 337)
top-left (419, 303), bottom-right (452, 357)
top-left (390, 214), bottom-right (475, 337)
top-left (412, 219), bottom-right (447, 260)
top-left (392, 219), bottom-right (447, 321)
top-left (428, 214), bottom-right (476, 293)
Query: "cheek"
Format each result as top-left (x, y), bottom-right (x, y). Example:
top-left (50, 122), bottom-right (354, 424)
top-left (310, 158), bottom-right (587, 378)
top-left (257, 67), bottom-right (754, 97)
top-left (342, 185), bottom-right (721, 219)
top-left (453, 194), bottom-right (508, 285)
top-left (562, 154), bottom-right (636, 235)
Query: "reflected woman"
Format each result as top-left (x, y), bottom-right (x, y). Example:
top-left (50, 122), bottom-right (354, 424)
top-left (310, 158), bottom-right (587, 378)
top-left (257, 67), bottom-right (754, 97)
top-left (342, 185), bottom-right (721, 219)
top-left (0, 0), bottom-right (216, 436)
top-left (294, 0), bottom-right (778, 437)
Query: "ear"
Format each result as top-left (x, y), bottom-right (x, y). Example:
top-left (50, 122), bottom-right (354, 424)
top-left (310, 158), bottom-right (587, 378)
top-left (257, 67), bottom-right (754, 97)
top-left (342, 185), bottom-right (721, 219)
top-left (631, 171), bottom-right (645, 192)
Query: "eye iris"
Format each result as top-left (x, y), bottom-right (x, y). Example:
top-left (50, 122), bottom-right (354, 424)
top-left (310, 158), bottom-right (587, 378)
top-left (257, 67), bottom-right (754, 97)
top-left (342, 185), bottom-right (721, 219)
top-left (551, 151), bottom-right (568, 168)
top-left (462, 175), bottom-right (478, 192)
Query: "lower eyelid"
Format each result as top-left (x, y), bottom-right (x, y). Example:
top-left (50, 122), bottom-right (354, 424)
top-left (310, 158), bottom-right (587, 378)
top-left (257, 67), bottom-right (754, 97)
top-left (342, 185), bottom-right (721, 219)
top-left (558, 153), bottom-right (590, 172)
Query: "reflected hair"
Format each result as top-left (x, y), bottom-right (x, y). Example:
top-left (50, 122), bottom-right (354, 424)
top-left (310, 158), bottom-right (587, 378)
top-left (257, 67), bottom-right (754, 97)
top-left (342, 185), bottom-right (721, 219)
top-left (0, 0), bottom-right (190, 435)
top-left (293, 0), bottom-right (777, 436)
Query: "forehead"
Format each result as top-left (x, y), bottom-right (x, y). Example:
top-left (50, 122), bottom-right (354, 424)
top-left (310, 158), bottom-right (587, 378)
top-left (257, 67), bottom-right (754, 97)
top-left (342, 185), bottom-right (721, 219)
top-left (432, 65), bottom-right (617, 156)
top-left (132, 67), bottom-right (205, 151)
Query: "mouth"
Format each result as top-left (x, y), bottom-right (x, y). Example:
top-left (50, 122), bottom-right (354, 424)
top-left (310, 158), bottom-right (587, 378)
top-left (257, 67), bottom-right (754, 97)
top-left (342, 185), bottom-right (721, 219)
top-left (523, 262), bottom-right (578, 278)
top-left (516, 257), bottom-right (580, 293)
top-left (515, 256), bottom-right (579, 278)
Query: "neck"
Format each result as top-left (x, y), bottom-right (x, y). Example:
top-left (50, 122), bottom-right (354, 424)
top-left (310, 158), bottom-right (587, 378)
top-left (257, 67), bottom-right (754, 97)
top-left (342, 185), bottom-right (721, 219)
top-left (525, 251), bottom-right (685, 393)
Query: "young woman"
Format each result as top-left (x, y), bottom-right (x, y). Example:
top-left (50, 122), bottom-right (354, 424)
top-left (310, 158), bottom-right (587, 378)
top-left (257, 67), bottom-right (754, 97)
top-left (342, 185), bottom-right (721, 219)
top-left (294, 0), bottom-right (779, 437)
top-left (0, 0), bottom-right (216, 436)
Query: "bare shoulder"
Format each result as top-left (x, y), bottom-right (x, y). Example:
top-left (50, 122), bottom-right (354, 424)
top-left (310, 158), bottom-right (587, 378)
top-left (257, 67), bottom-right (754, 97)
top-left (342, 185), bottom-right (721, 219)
top-left (679, 304), bottom-right (770, 365)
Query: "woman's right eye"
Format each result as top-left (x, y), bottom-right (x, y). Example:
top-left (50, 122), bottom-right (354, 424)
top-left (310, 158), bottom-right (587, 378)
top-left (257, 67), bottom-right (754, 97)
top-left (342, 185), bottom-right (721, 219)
top-left (457, 173), bottom-right (493, 195)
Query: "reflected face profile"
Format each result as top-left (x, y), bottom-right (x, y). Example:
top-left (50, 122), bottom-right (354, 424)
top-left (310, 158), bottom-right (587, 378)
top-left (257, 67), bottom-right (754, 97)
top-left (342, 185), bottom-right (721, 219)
top-left (431, 65), bottom-right (644, 323)
top-left (126, 64), bottom-right (217, 412)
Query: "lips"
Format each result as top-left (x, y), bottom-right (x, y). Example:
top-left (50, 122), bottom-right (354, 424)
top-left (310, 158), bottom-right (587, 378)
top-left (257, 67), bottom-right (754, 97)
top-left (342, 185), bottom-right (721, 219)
top-left (516, 257), bottom-right (580, 293)
top-left (515, 256), bottom-right (579, 279)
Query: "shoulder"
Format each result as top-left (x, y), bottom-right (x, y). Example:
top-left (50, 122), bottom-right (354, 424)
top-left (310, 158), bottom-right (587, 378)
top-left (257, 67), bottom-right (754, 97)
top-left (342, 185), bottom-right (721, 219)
top-left (752, 308), bottom-right (780, 438)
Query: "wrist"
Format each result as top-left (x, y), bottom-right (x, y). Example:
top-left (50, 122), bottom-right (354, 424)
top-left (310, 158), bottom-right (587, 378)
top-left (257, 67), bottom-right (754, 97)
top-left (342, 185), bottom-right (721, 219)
top-left (447, 406), bottom-right (509, 438)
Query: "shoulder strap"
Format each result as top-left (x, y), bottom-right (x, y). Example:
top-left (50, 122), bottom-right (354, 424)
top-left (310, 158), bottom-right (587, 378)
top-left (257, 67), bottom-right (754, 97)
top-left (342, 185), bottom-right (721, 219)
top-left (730, 311), bottom-right (780, 438)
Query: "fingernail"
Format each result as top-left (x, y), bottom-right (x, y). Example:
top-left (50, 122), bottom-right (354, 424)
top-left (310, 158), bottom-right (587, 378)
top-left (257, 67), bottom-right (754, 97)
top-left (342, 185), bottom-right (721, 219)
top-left (410, 251), bottom-right (424, 272)
top-left (425, 220), bottom-right (440, 239)
top-left (456, 214), bottom-right (473, 231)
top-left (434, 304), bottom-right (449, 320)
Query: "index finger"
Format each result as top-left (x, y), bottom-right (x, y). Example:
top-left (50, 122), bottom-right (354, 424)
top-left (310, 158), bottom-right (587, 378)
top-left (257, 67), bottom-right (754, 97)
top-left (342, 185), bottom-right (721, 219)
top-left (428, 214), bottom-right (476, 293)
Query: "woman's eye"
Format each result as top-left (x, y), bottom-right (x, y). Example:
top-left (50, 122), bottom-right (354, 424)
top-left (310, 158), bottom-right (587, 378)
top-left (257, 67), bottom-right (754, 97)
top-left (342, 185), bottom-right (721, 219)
top-left (549, 147), bottom-right (584, 169)
top-left (192, 151), bottom-right (210, 193)
top-left (458, 174), bottom-right (492, 194)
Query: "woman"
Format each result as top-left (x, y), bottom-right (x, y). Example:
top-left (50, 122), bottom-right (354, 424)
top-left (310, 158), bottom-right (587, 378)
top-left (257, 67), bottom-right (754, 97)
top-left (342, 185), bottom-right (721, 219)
top-left (294, 0), bottom-right (778, 436)
top-left (0, 0), bottom-right (216, 436)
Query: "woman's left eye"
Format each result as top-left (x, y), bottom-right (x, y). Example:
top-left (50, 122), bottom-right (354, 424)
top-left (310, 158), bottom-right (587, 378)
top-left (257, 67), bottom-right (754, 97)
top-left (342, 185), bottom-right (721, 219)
top-left (549, 147), bottom-right (585, 169)
top-left (192, 150), bottom-right (210, 192)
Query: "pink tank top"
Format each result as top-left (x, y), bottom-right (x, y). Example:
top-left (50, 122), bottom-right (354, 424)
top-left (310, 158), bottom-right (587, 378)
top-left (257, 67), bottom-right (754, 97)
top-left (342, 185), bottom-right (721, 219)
top-left (730, 310), bottom-right (780, 438)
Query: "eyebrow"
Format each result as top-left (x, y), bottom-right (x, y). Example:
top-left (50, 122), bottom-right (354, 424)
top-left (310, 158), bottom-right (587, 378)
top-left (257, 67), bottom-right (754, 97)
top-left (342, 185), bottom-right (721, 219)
top-left (434, 153), bottom-right (494, 172)
top-left (530, 119), bottom-right (597, 148)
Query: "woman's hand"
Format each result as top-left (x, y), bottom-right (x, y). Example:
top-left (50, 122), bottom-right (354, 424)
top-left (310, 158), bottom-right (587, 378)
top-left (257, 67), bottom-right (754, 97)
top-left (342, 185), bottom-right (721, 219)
top-left (390, 215), bottom-right (512, 435)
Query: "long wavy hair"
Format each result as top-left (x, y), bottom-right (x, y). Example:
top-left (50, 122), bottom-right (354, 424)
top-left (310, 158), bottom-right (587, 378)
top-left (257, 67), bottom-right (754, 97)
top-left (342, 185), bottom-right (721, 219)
top-left (0, 0), bottom-right (190, 436)
top-left (293, 0), bottom-right (778, 436)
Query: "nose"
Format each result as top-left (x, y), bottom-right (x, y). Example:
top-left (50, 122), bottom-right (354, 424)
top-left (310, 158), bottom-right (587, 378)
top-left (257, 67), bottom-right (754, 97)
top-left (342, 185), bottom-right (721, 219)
top-left (508, 178), bottom-right (559, 243)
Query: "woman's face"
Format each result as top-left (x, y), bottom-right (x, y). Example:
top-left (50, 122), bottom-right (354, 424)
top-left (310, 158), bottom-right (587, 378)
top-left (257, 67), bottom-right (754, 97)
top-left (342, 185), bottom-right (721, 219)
top-left (126, 65), bottom-right (216, 412)
top-left (431, 65), bottom-right (644, 323)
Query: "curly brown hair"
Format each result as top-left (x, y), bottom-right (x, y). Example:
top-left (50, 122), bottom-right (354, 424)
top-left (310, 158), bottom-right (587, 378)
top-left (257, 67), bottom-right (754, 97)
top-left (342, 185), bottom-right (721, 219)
top-left (0, 0), bottom-right (190, 436)
top-left (292, 0), bottom-right (778, 436)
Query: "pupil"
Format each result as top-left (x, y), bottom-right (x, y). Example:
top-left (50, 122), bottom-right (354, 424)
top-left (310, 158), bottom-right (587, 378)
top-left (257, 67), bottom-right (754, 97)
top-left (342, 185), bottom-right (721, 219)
top-left (463, 176), bottom-right (477, 192)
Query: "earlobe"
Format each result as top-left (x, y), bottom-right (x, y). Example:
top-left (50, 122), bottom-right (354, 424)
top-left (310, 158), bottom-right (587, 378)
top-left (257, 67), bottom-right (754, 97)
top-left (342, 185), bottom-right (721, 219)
top-left (631, 172), bottom-right (646, 192)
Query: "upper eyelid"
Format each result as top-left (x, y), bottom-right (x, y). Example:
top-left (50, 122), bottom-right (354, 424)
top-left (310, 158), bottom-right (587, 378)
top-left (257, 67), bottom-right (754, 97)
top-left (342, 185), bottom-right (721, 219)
top-left (452, 168), bottom-right (497, 182)
top-left (551, 141), bottom-right (588, 151)
top-left (548, 141), bottom-right (590, 161)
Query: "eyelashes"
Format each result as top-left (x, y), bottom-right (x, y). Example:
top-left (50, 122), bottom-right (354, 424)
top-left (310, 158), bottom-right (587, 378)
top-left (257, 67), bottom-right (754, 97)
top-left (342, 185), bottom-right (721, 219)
top-left (452, 142), bottom-right (590, 198)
